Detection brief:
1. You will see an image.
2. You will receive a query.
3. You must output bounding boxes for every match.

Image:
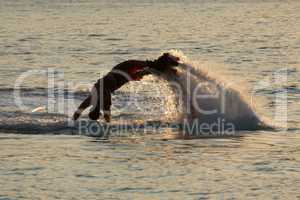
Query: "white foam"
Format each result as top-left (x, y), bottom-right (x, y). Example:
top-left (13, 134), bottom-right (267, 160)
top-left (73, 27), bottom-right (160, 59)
top-left (162, 50), bottom-right (268, 131)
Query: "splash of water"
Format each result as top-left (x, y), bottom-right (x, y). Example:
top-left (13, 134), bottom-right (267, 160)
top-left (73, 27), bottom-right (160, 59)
top-left (161, 50), bottom-right (270, 132)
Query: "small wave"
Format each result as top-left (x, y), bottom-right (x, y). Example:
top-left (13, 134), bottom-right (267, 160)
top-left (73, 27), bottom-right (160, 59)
top-left (0, 111), bottom-right (179, 136)
top-left (0, 111), bottom-right (72, 134)
top-left (0, 87), bottom-right (91, 99)
top-left (105, 38), bottom-right (123, 41)
top-left (0, 87), bottom-right (47, 93)
top-left (18, 36), bottom-right (41, 42)
top-left (87, 34), bottom-right (106, 38)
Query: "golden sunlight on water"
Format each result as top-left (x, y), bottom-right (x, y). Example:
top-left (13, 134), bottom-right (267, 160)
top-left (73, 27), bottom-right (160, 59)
top-left (0, 0), bottom-right (299, 199)
top-left (0, 132), bottom-right (299, 199)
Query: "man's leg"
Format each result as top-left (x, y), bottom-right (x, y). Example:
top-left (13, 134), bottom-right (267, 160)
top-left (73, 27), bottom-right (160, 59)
top-left (73, 95), bottom-right (91, 120)
top-left (102, 90), bottom-right (112, 123)
top-left (88, 85), bottom-right (101, 120)
top-left (88, 86), bottom-right (112, 122)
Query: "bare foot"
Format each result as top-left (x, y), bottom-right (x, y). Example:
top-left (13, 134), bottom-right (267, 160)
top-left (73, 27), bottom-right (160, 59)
top-left (104, 114), bottom-right (111, 123)
top-left (73, 112), bottom-right (81, 121)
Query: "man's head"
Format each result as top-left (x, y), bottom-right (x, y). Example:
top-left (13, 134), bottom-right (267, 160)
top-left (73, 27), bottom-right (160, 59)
top-left (156, 53), bottom-right (180, 68)
top-left (149, 53), bottom-right (180, 72)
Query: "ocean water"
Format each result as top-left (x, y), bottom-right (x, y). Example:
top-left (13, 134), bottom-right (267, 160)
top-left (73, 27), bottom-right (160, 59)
top-left (0, 0), bottom-right (300, 199)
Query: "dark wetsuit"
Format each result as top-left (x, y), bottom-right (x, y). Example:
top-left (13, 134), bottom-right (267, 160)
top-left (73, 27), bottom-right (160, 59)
top-left (100, 60), bottom-right (149, 91)
top-left (74, 60), bottom-right (151, 121)
top-left (92, 60), bottom-right (149, 116)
